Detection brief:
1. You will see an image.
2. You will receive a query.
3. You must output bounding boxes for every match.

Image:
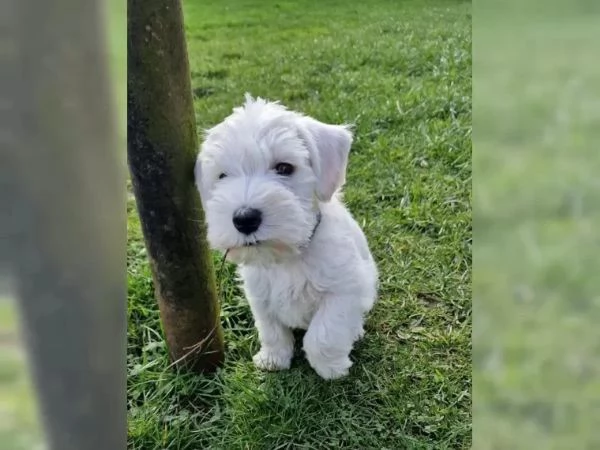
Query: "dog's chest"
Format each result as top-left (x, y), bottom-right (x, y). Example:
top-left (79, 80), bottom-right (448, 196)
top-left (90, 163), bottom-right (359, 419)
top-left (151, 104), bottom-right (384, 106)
top-left (242, 264), bottom-right (320, 329)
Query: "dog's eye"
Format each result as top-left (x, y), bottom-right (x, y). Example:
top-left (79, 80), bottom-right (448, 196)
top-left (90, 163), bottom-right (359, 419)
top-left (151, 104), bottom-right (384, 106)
top-left (274, 163), bottom-right (294, 176)
top-left (218, 173), bottom-right (227, 180)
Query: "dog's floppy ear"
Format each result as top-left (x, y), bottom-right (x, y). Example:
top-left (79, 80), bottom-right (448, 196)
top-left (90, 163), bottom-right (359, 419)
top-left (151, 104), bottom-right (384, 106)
top-left (298, 117), bottom-right (353, 202)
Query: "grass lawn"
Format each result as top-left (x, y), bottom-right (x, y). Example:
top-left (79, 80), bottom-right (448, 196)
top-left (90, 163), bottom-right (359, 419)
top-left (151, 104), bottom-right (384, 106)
top-left (127, 0), bottom-right (472, 448)
top-left (473, 10), bottom-right (600, 448)
top-left (0, 300), bottom-right (44, 450)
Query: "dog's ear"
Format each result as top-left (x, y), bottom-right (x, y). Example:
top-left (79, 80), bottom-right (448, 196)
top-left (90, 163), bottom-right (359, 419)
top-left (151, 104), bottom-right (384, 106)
top-left (298, 117), bottom-right (353, 202)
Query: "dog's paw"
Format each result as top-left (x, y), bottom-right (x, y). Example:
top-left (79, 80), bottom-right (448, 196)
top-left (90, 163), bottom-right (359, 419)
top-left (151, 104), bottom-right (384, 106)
top-left (253, 348), bottom-right (292, 371)
top-left (308, 356), bottom-right (352, 380)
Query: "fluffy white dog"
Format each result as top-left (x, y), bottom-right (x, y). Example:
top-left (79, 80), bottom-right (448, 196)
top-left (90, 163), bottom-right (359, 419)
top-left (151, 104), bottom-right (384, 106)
top-left (195, 94), bottom-right (378, 379)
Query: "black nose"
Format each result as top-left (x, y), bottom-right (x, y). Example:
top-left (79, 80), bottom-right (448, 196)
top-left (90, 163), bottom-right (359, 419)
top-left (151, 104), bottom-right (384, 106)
top-left (232, 207), bottom-right (262, 235)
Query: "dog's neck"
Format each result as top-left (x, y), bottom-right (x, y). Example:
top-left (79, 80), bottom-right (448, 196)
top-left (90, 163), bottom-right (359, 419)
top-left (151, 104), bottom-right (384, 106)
top-left (306, 195), bottom-right (322, 245)
top-left (307, 210), bottom-right (322, 243)
top-left (289, 209), bottom-right (322, 256)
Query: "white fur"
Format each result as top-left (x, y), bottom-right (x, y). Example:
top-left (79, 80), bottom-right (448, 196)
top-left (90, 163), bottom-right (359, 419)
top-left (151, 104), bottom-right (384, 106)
top-left (195, 94), bottom-right (378, 379)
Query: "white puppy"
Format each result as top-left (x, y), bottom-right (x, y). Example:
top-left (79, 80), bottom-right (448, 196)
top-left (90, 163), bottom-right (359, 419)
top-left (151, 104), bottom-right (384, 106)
top-left (195, 94), bottom-right (378, 379)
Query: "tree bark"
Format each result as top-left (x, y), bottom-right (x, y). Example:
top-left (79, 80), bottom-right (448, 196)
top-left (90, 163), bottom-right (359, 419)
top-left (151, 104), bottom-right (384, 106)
top-left (127, 0), bottom-right (224, 372)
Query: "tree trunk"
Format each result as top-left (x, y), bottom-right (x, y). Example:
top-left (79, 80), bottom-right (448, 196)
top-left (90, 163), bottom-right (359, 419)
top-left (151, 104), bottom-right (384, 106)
top-left (2, 0), bottom-right (126, 448)
top-left (127, 0), bottom-right (224, 372)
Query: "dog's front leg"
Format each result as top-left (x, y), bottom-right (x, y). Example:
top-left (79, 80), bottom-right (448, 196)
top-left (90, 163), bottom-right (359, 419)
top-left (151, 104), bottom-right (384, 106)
top-left (249, 302), bottom-right (294, 371)
top-left (303, 297), bottom-right (365, 380)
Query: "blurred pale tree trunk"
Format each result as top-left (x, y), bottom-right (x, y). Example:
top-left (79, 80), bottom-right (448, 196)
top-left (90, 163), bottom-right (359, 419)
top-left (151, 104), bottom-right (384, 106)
top-left (2, 0), bottom-right (125, 449)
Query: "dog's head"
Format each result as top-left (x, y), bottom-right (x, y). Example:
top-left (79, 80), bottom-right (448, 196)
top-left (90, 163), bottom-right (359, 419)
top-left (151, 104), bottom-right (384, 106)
top-left (195, 94), bottom-right (352, 263)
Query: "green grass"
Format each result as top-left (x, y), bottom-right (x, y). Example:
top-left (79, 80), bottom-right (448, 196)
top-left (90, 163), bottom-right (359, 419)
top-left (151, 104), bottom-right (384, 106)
top-left (473, 8), bottom-right (600, 448)
top-left (0, 300), bottom-right (44, 450)
top-left (127, 0), bottom-right (471, 448)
